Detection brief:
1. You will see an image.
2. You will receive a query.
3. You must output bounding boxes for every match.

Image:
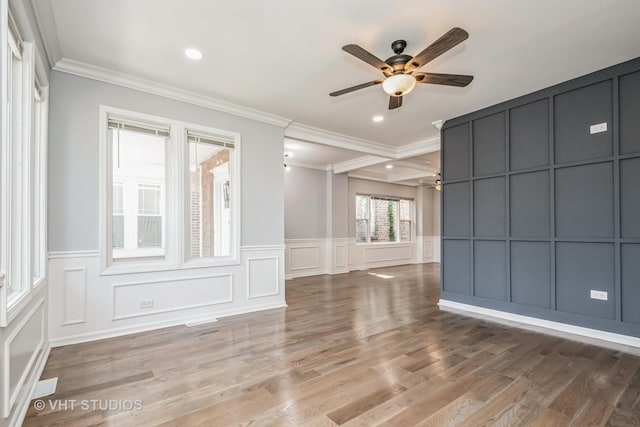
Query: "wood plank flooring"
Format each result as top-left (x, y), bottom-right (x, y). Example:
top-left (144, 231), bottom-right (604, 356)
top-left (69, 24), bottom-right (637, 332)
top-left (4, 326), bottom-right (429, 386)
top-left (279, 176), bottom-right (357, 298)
top-left (24, 264), bottom-right (640, 426)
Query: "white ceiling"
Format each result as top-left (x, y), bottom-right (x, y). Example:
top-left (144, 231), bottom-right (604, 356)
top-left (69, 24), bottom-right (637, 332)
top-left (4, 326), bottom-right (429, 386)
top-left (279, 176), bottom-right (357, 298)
top-left (350, 151), bottom-right (441, 186)
top-left (39, 0), bottom-right (640, 149)
top-left (283, 139), bottom-right (363, 170)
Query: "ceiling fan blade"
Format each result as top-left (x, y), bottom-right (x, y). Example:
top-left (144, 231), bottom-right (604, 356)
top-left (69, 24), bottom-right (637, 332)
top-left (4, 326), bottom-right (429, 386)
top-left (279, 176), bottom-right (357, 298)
top-left (404, 27), bottom-right (469, 73)
top-left (389, 95), bottom-right (403, 110)
top-left (329, 79), bottom-right (384, 97)
top-left (342, 44), bottom-right (394, 76)
top-left (414, 72), bottom-right (474, 87)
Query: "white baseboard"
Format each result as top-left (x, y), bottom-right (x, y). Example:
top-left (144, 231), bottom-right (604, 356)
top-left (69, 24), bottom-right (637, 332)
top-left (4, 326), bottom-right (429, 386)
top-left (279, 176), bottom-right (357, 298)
top-left (50, 302), bottom-right (287, 348)
top-left (8, 344), bottom-right (51, 427)
top-left (439, 299), bottom-right (640, 352)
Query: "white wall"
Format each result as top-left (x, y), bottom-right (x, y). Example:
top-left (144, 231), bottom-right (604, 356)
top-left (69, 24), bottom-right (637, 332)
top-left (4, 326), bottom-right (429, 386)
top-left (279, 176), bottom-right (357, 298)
top-left (46, 71), bottom-right (287, 347)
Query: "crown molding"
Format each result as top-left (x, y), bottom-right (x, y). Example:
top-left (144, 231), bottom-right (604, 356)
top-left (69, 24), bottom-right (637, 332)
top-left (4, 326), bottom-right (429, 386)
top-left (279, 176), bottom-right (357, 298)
top-left (285, 123), bottom-right (396, 158)
top-left (286, 160), bottom-right (332, 172)
top-left (30, 0), bottom-right (62, 67)
top-left (331, 135), bottom-right (440, 174)
top-left (388, 169), bottom-right (438, 183)
top-left (348, 170), bottom-right (419, 187)
top-left (53, 58), bottom-right (293, 128)
top-left (333, 155), bottom-right (391, 174)
top-left (396, 136), bottom-right (440, 159)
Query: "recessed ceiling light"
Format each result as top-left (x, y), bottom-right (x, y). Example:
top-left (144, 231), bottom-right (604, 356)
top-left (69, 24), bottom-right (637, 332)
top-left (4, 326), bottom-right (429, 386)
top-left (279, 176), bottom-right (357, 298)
top-left (372, 115), bottom-right (384, 123)
top-left (386, 164), bottom-right (393, 169)
top-left (185, 48), bottom-right (203, 60)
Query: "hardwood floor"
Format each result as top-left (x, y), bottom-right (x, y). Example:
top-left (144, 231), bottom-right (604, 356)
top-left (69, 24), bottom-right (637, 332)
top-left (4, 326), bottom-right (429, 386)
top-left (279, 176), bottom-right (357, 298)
top-left (24, 264), bottom-right (640, 426)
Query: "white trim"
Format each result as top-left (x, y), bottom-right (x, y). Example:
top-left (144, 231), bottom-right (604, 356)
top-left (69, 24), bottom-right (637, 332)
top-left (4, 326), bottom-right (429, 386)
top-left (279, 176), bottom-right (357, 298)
top-left (288, 246), bottom-right (320, 271)
top-left (285, 160), bottom-right (332, 172)
top-left (246, 256), bottom-right (280, 299)
top-left (396, 136), bottom-right (440, 159)
top-left (49, 301), bottom-right (287, 348)
top-left (348, 170), bottom-right (420, 187)
top-left (333, 155), bottom-right (391, 174)
top-left (285, 123), bottom-right (395, 158)
top-left (284, 238), bottom-right (327, 243)
top-left (438, 299), bottom-right (640, 351)
top-left (7, 343), bottom-right (49, 427)
top-left (29, 0), bottom-right (62, 67)
top-left (54, 59), bottom-right (292, 128)
top-left (48, 250), bottom-right (99, 259)
top-left (2, 298), bottom-right (45, 417)
top-left (49, 246), bottom-right (285, 259)
top-left (111, 273), bottom-right (234, 320)
top-left (240, 244), bottom-right (286, 251)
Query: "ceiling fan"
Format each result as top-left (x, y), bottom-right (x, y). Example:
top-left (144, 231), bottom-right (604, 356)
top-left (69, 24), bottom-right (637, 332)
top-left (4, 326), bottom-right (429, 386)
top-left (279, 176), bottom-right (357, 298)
top-left (330, 27), bottom-right (473, 110)
top-left (425, 173), bottom-right (442, 191)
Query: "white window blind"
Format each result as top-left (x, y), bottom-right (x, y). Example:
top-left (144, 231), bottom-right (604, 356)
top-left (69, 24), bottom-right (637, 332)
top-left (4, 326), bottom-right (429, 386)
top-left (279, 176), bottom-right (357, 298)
top-left (186, 129), bottom-right (235, 149)
top-left (107, 115), bottom-right (171, 138)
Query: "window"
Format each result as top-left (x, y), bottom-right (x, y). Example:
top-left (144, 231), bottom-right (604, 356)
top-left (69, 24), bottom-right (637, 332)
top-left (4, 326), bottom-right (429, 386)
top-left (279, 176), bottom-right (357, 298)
top-left (100, 107), bottom-right (241, 273)
top-left (6, 14), bottom-right (25, 302)
top-left (187, 130), bottom-right (234, 259)
top-left (1, 10), bottom-right (49, 322)
top-left (399, 199), bottom-right (412, 242)
top-left (31, 81), bottom-right (47, 286)
top-left (112, 182), bottom-right (124, 248)
top-left (355, 194), bottom-right (414, 244)
top-left (109, 118), bottom-right (168, 261)
top-left (355, 195), bottom-right (369, 243)
top-left (137, 183), bottom-right (163, 248)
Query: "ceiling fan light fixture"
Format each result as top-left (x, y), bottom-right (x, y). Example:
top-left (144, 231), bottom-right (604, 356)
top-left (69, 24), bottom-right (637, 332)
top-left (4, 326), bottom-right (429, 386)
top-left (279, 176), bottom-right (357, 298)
top-left (185, 48), bottom-right (203, 61)
top-left (382, 74), bottom-right (416, 97)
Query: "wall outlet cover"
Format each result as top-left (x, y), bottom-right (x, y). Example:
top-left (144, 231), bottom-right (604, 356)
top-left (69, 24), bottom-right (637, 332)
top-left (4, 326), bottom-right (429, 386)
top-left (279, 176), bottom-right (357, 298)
top-left (590, 290), bottom-right (608, 301)
top-left (139, 300), bottom-right (154, 309)
top-left (589, 122), bottom-right (608, 134)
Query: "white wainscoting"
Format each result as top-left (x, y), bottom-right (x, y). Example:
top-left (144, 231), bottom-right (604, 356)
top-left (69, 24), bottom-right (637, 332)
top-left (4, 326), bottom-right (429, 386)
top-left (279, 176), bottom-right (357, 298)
top-left (349, 241), bottom-right (414, 270)
top-left (284, 238), bottom-right (351, 279)
top-left (286, 237), bottom-right (440, 279)
top-left (47, 246), bottom-right (286, 347)
top-left (285, 239), bottom-right (328, 279)
top-left (0, 288), bottom-right (50, 427)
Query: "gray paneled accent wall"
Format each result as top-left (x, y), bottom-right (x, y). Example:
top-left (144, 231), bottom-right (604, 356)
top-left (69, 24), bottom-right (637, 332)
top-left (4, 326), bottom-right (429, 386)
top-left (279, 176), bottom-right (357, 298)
top-left (441, 57), bottom-right (640, 337)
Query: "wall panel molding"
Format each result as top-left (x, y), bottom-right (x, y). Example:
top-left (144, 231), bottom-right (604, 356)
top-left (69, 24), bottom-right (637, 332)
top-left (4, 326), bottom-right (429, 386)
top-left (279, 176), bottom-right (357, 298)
top-left (112, 274), bottom-right (234, 320)
top-left (48, 247), bottom-right (285, 346)
top-left (62, 268), bottom-right (87, 325)
top-left (247, 257), bottom-right (280, 299)
top-left (1, 299), bottom-right (45, 418)
top-left (441, 56), bottom-right (640, 339)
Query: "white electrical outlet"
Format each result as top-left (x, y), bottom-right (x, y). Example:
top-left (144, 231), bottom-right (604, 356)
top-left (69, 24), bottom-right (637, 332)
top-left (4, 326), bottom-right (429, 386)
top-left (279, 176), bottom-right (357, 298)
top-left (139, 299), bottom-right (154, 309)
top-left (589, 122), bottom-right (608, 134)
top-left (590, 290), bottom-right (608, 301)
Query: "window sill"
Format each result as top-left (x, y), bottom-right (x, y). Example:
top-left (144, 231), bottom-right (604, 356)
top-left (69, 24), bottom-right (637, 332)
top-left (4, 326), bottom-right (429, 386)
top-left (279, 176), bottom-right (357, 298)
top-left (100, 255), bottom-right (241, 276)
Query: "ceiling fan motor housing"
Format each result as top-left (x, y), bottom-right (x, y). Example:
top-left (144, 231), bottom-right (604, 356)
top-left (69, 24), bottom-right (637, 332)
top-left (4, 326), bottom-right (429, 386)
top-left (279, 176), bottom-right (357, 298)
top-left (386, 40), bottom-right (412, 73)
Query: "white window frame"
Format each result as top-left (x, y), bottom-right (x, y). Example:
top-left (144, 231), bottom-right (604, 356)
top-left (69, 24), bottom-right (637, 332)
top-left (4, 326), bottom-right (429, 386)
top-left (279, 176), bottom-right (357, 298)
top-left (355, 194), bottom-right (415, 245)
top-left (0, 4), bottom-right (49, 327)
top-left (98, 106), bottom-right (241, 275)
top-left (182, 122), bottom-right (240, 268)
top-left (31, 81), bottom-right (47, 290)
